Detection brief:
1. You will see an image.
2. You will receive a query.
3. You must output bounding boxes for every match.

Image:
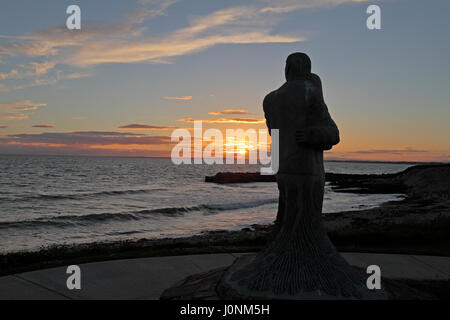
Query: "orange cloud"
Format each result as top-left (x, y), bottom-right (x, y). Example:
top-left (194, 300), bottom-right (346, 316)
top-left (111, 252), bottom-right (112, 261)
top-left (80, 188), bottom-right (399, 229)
top-left (208, 109), bottom-right (249, 115)
top-left (0, 0), bottom-right (305, 93)
top-left (177, 117), bottom-right (265, 124)
top-left (0, 69), bottom-right (19, 80)
top-left (0, 3), bottom-right (303, 67)
top-left (163, 96), bottom-right (192, 100)
top-left (0, 100), bottom-right (46, 121)
top-left (0, 114), bottom-right (28, 120)
top-left (118, 124), bottom-right (178, 130)
top-left (260, 0), bottom-right (373, 14)
top-left (0, 100), bottom-right (46, 111)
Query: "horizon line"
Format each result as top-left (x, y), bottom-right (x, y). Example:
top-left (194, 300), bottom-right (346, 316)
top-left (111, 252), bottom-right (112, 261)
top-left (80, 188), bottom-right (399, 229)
top-left (0, 153), bottom-right (446, 165)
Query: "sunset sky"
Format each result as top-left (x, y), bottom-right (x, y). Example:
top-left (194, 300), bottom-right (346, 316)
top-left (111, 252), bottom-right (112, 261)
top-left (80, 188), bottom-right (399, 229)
top-left (0, 0), bottom-right (449, 162)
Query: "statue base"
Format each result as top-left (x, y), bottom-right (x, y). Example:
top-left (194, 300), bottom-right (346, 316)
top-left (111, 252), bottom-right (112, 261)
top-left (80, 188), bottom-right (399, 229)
top-left (160, 254), bottom-right (434, 300)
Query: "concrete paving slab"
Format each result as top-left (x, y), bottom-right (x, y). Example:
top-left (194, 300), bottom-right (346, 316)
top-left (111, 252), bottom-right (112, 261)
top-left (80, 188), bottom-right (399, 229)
top-left (409, 255), bottom-right (450, 279)
top-left (343, 253), bottom-right (449, 280)
top-left (0, 252), bottom-right (448, 299)
top-left (16, 253), bottom-right (237, 300)
top-left (181, 253), bottom-right (236, 271)
top-left (341, 252), bottom-right (371, 267)
top-left (0, 275), bottom-right (68, 300)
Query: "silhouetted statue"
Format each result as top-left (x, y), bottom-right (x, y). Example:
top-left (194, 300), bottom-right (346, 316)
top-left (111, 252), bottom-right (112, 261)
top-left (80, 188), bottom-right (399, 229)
top-left (218, 53), bottom-right (384, 299)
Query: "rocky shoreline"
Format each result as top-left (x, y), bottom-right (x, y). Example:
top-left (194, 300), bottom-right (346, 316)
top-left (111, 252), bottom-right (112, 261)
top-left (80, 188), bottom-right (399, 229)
top-left (205, 164), bottom-right (448, 196)
top-left (1, 164), bottom-right (449, 277)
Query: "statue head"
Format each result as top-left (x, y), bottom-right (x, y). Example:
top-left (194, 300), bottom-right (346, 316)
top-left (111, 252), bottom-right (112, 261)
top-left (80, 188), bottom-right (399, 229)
top-left (285, 52), bottom-right (311, 81)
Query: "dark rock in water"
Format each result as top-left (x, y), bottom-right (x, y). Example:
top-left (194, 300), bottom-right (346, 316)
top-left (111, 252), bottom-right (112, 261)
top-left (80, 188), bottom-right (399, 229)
top-left (205, 164), bottom-right (450, 198)
top-left (397, 164), bottom-right (450, 199)
top-left (326, 172), bottom-right (407, 194)
top-left (327, 163), bottom-right (450, 198)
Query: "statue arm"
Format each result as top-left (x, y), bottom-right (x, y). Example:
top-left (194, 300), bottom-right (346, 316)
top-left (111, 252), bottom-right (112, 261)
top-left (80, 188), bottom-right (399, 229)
top-left (297, 78), bottom-right (340, 150)
top-left (305, 102), bottom-right (340, 150)
top-left (263, 94), bottom-right (273, 136)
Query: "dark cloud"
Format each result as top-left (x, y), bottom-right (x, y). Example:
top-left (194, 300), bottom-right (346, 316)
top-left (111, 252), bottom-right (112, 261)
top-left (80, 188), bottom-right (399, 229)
top-left (4, 131), bottom-right (171, 146)
top-left (32, 124), bottom-right (55, 128)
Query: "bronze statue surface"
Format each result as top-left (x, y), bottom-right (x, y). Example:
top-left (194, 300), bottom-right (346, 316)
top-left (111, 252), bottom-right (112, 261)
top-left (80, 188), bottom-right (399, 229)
top-left (218, 53), bottom-right (386, 299)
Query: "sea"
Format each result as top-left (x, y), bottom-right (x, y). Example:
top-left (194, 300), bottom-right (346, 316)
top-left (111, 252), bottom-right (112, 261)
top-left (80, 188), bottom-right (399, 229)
top-left (0, 155), bottom-right (413, 253)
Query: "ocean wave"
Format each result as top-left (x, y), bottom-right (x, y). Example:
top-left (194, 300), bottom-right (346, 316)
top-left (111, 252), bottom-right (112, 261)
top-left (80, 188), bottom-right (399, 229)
top-left (0, 188), bottom-right (166, 202)
top-left (203, 198), bottom-right (277, 211)
top-left (0, 198), bottom-right (277, 230)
